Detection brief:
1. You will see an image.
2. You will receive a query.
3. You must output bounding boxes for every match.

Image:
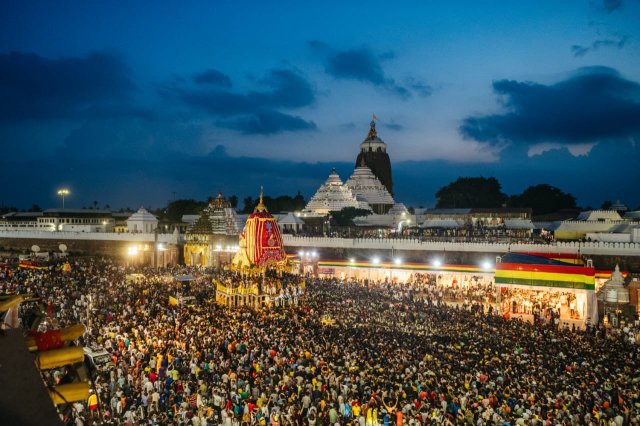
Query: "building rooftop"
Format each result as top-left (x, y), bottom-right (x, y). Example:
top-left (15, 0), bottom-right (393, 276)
top-left (126, 207), bottom-right (158, 222)
top-left (304, 168), bottom-right (370, 215)
top-left (345, 164), bottom-right (394, 207)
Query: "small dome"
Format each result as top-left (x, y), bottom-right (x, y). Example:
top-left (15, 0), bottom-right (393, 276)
top-left (598, 265), bottom-right (629, 304)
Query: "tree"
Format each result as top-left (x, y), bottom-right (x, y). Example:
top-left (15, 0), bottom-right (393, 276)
top-left (330, 207), bottom-right (372, 227)
top-left (242, 194), bottom-right (306, 213)
top-left (601, 200), bottom-right (613, 210)
top-left (0, 205), bottom-right (17, 215)
top-left (164, 199), bottom-right (208, 222)
top-left (435, 177), bottom-right (506, 208)
top-left (242, 197), bottom-right (254, 214)
top-left (28, 204), bottom-right (43, 212)
top-left (228, 195), bottom-right (238, 209)
top-left (509, 184), bottom-right (576, 216)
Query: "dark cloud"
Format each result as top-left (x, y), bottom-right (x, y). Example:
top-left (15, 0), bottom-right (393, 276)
top-left (2, 139), bottom-right (638, 212)
top-left (193, 69), bottom-right (232, 88)
top-left (325, 47), bottom-right (387, 85)
top-left (217, 110), bottom-right (316, 135)
top-left (571, 45), bottom-right (591, 57)
top-left (339, 122), bottom-right (357, 131)
top-left (571, 36), bottom-right (627, 57)
top-left (602, 0), bottom-right (623, 12)
top-left (167, 68), bottom-right (316, 135)
top-left (460, 67), bottom-right (640, 145)
top-left (0, 51), bottom-right (136, 121)
top-left (308, 41), bottom-right (429, 99)
top-left (406, 78), bottom-right (434, 97)
top-left (383, 123), bottom-right (403, 131)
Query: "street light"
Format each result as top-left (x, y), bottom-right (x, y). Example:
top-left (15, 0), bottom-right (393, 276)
top-left (57, 188), bottom-right (70, 209)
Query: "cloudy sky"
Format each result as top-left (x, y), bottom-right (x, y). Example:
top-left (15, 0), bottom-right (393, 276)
top-left (1, 0), bottom-right (639, 210)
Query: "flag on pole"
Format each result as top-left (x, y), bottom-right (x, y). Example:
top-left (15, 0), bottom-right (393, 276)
top-left (168, 296), bottom-right (179, 306)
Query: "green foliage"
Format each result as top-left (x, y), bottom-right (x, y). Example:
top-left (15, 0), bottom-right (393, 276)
top-left (330, 207), bottom-right (372, 227)
top-left (435, 177), bottom-right (507, 208)
top-left (242, 192), bottom-right (306, 213)
top-left (164, 199), bottom-right (208, 221)
top-left (508, 184), bottom-right (576, 216)
top-left (0, 205), bottom-right (18, 215)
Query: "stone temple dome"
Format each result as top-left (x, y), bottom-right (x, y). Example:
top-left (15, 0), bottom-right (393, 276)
top-left (304, 168), bottom-right (371, 216)
top-left (345, 161), bottom-right (394, 214)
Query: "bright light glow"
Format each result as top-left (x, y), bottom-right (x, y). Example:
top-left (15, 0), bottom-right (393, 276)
top-left (372, 257), bottom-right (380, 265)
top-left (394, 258), bottom-right (402, 265)
top-left (349, 258), bottom-right (355, 263)
top-left (57, 188), bottom-right (70, 196)
top-left (157, 243), bottom-right (165, 251)
top-left (312, 251), bottom-right (318, 258)
top-left (482, 261), bottom-right (492, 270)
top-left (432, 259), bottom-right (442, 268)
top-left (298, 251), bottom-right (304, 256)
top-left (127, 246), bottom-right (138, 256)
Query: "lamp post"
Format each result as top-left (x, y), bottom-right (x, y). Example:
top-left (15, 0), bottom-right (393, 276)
top-left (57, 188), bottom-right (70, 209)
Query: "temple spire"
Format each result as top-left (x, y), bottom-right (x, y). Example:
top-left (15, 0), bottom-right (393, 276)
top-left (254, 186), bottom-right (267, 212)
top-left (366, 114), bottom-right (378, 140)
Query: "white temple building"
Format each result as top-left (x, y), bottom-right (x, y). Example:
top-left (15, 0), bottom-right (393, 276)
top-left (303, 168), bottom-right (370, 216)
top-left (598, 264), bottom-right (630, 305)
top-left (345, 161), bottom-right (395, 214)
top-left (126, 207), bottom-right (158, 233)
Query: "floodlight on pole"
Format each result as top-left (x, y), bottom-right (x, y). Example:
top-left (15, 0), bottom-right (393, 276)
top-left (57, 188), bottom-right (70, 209)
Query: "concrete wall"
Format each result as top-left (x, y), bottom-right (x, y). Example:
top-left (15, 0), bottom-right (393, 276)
top-left (0, 230), bottom-right (179, 244)
top-left (281, 235), bottom-right (640, 256)
top-left (282, 236), bottom-right (640, 272)
top-left (0, 230), bottom-right (180, 266)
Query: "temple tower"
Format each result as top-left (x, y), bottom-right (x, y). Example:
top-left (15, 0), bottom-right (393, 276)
top-left (355, 116), bottom-right (393, 195)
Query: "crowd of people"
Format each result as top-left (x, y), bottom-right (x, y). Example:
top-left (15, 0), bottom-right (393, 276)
top-left (1, 257), bottom-right (640, 425)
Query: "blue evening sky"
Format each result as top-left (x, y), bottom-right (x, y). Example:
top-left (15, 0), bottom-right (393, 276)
top-left (1, 1), bottom-right (639, 210)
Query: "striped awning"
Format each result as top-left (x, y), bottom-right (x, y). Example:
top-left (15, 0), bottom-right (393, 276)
top-left (495, 262), bottom-right (595, 291)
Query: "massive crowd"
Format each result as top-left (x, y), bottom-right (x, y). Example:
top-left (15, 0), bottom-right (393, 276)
top-left (1, 258), bottom-right (640, 426)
